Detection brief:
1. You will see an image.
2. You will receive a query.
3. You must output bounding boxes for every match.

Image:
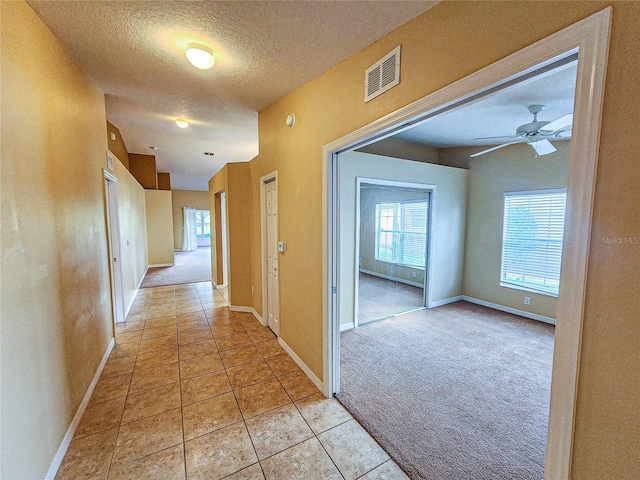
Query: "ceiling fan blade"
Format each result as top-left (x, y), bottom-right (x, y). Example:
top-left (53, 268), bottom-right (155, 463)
top-left (469, 141), bottom-right (520, 158)
top-left (541, 114), bottom-right (573, 133)
top-left (529, 138), bottom-right (557, 156)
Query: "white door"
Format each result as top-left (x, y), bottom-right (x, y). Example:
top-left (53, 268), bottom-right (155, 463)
top-left (104, 173), bottom-right (125, 324)
top-left (265, 179), bottom-right (280, 335)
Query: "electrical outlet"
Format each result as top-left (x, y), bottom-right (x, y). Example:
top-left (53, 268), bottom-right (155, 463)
top-left (524, 296), bottom-right (531, 306)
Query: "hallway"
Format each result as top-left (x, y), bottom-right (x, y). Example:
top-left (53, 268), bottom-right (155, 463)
top-left (55, 282), bottom-right (404, 479)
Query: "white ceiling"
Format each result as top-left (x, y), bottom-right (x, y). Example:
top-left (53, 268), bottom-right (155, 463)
top-left (392, 61), bottom-right (577, 150)
top-left (28, 0), bottom-right (438, 190)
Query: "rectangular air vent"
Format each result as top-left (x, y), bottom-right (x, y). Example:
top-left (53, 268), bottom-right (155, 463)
top-left (364, 45), bottom-right (401, 103)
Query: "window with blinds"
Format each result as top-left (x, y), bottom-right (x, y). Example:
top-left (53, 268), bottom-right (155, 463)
top-left (501, 189), bottom-right (567, 296)
top-left (375, 200), bottom-right (428, 268)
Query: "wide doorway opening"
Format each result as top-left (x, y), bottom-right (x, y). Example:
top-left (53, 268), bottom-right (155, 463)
top-left (323, 9), bottom-right (610, 480)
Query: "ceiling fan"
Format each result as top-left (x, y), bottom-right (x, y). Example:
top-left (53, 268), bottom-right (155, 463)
top-left (470, 105), bottom-right (573, 158)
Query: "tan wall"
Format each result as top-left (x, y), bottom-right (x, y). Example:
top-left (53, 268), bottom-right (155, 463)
top-left (112, 153), bottom-right (149, 311)
top-left (209, 164), bottom-right (252, 306)
top-left (357, 138), bottom-right (439, 164)
top-left (209, 166), bottom-right (228, 286)
top-left (144, 190), bottom-right (174, 265)
top-left (227, 164), bottom-right (253, 306)
top-left (359, 187), bottom-right (429, 286)
top-left (0, 2), bottom-right (114, 478)
top-left (129, 153), bottom-right (158, 189)
top-left (339, 151), bottom-right (468, 326)
top-left (445, 142), bottom-right (569, 319)
top-left (172, 189), bottom-right (210, 250)
top-left (243, 2), bottom-right (640, 477)
top-left (106, 121), bottom-right (129, 169)
top-left (158, 172), bottom-right (171, 190)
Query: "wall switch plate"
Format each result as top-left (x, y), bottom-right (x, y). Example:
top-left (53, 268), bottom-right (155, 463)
top-left (277, 241), bottom-right (286, 253)
top-left (524, 296), bottom-right (531, 306)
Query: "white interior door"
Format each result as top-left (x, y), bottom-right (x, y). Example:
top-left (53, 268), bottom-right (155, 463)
top-left (265, 179), bottom-right (280, 335)
top-left (104, 172), bottom-right (125, 324)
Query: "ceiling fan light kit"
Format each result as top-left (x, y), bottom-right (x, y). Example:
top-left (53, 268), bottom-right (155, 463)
top-left (470, 104), bottom-right (573, 158)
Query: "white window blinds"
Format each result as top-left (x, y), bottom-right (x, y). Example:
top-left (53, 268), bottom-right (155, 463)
top-left (375, 201), bottom-right (428, 268)
top-left (501, 190), bottom-right (567, 296)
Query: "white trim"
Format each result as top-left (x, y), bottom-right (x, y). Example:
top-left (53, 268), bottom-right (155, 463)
top-left (278, 338), bottom-right (324, 392)
top-left (322, 8), bottom-right (611, 479)
top-left (430, 295), bottom-right (463, 308)
top-left (148, 263), bottom-right (174, 268)
top-left (359, 269), bottom-right (424, 288)
top-left (45, 338), bottom-right (115, 480)
top-left (462, 296), bottom-right (556, 326)
top-left (230, 305), bottom-right (266, 326)
top-left (340, 322), bottom-right (355, 332)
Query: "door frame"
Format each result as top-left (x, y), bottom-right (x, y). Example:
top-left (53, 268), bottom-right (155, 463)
top-left (260, 170), bottom-right (279, 331)
top-left (354, 177), bottom-right (435, 327)
top-left (103, 170), bottom-right (125, 324)
top-left (322, 8), bottom-right (611, 479)
top-left (220, 193), bottom-right (229, 287)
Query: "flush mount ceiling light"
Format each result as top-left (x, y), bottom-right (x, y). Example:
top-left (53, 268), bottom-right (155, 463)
top-left (185, 44), bottom-right (215, 70)
top-left (285, 114), bottom-right (296, 128)
top-left (175, 119), bottom-right (189, 129)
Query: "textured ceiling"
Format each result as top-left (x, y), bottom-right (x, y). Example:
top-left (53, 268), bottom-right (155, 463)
top-left (28, 0), bottom-right (438, 190)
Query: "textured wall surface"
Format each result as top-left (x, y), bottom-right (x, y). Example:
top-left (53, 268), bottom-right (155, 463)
top-left (1, 2), bottom-right (113, 478)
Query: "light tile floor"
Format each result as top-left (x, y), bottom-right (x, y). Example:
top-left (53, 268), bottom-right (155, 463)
top-left (55, 282), bottom-right (407, 480)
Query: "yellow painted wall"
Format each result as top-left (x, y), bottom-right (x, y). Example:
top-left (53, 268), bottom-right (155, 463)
top-left (144, 190), bottom-right (174, 265)
top-left (111, 153), bottom-right (149, 312)
top-left (172, 189), bottom-right (210, 250)
top-left (209, 163), bottom-right (252, 306)
top-left (106, 121), bottom-right (129, 169)
top-left (1, 2), bottom-right (114, 478)
top-left (158, 172), bottom-right (171, 190)
top-left (129, 153), bottom-right (158, 189)
top-left (242, 2), bottom-right (640, 477)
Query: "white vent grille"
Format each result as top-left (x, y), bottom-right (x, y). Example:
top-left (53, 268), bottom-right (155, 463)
top-left (365, 45), bottom-right (401, 103)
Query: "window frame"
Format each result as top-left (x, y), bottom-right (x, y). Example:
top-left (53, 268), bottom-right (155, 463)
top-left (374, 199), bottom-right (428, 269)
top-left (500, 188), bottom-right (567, 297)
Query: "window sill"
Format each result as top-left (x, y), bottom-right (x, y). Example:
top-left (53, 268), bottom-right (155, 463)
top-left (500, 282), bottom-right (558, 298)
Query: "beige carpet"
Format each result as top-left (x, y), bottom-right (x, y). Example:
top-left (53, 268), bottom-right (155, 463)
top-left (141, 247), bottom-right (212, 288)
top-left (338, 301), bottom-right (554, 480)
top-left (358, 272), bottom-right (424, 323)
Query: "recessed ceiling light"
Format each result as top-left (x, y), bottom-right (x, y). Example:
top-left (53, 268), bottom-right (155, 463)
top-left (204, 152), bottom-right (215, 156)
top-left (175, 119), bottom-right (189, 129)
top-left (185, 44), bottom-right (215, 70)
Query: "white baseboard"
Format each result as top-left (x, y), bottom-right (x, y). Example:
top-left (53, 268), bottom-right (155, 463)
top-left (230, 305), bottom-right (266, 326)
top-left (430, 295), bottom-right (463, 308)
top-left (278, 338), bottom-right (324, 393)
top-left (340, 322), bottom-right (355, 332)
top-left (360, 268), bottom-right (423, 288)
top-left (45, 337), bottom-right (115, 480)
top-left (148, 263), bottom-right (174, 268)
top-left (462, 296), bottom-right (556, 325)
